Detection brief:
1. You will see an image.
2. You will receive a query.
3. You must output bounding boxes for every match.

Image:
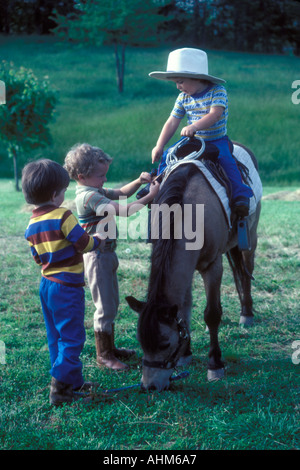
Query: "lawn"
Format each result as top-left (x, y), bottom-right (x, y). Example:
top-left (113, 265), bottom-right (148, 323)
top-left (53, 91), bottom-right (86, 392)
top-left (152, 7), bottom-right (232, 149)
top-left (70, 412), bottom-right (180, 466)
top-left (0, 35), bottom-right (299, 451)
top-left (0, 180), bottom-right (299, 450)
top-left (0, 35), bottom-right (299, 183)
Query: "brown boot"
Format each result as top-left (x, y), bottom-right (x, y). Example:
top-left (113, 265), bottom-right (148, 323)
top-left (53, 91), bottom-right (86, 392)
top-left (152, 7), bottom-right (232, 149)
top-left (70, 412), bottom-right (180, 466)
top-left (111, 323), bottom-right (136, 360)
top-left (94, 330), bottom-right (129, 371)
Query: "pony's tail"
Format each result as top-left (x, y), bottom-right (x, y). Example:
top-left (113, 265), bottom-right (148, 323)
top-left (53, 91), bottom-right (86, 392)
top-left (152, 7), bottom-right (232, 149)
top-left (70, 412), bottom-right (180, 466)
top-left (226, 246), bottom-right (245, 303)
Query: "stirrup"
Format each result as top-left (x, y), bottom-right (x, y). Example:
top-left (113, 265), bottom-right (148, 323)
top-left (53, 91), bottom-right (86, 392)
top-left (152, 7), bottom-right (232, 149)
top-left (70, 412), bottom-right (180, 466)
top-left (237, 217), bottom-right (251, 251)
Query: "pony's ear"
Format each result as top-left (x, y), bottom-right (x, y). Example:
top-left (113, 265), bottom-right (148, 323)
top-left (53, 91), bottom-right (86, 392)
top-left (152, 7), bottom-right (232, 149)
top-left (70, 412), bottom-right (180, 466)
top-left (126, 296), bottom-right (145, 314)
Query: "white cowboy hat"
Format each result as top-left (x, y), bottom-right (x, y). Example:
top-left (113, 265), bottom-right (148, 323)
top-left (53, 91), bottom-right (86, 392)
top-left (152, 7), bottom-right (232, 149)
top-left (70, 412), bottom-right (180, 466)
top-left (149, 48), bottom-right (225, 84)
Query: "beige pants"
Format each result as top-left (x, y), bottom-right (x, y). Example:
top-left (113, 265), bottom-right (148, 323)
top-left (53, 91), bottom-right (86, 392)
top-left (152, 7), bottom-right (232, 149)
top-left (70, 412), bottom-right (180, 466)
top-left (84, 249), bottom-right (119, 334)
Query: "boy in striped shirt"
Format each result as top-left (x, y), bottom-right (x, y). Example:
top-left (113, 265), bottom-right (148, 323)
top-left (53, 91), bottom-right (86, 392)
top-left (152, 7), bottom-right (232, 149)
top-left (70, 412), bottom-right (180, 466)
top-left (149, 48), bottom-right (253, 217)
top-left (64, 143), bottom-right (159, 371)
top-left (23, 159), bottom-right (102, 405)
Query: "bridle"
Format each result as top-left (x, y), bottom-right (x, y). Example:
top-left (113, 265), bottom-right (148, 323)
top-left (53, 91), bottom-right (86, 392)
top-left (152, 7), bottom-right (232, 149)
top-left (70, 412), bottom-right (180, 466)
top-left (142, 316), bottom-right (190, 370)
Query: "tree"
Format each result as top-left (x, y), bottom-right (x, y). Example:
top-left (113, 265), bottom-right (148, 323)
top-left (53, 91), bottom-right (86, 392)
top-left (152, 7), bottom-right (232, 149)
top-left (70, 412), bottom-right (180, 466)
top-left (0, 61), bottom-right (57, 190)
top-left (0, 0), bottom-right (76, 35)
top-left (182, 0), bottom-right (215, 47)
top-left (52, 0), bottom-right (169, 93)
top-left (214, 0), bottom-right (300, 54)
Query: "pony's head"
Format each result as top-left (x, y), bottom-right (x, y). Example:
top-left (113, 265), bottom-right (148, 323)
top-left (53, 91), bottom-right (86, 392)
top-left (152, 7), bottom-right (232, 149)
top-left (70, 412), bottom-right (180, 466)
top-left (126, 295), bottom-right (190, 391)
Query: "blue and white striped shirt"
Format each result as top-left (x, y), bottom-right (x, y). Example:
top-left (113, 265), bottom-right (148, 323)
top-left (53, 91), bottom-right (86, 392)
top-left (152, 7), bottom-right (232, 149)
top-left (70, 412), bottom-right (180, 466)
top-left (171, 84), bottom-right (228, 141)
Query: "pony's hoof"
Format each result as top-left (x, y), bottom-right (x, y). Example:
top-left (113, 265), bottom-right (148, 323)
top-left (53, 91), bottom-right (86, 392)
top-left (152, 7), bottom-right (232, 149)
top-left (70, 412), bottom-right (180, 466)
top-left (239, 316), bottom-right (254, 327)
top-left (207, 368), bottom-right (224, 382)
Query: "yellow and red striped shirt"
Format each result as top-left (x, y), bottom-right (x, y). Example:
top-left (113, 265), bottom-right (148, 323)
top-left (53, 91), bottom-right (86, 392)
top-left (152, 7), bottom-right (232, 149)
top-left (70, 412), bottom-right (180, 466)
top-left (25, 204), bottom-right (100, 286)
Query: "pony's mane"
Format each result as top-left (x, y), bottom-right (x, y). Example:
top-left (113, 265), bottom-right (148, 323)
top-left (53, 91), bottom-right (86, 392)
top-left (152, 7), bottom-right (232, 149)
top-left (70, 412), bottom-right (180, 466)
top-left (138, 164), bottom-right (198, 352)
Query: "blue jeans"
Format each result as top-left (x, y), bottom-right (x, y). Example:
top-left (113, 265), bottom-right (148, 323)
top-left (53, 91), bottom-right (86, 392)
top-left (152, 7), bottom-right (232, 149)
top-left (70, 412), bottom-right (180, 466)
top-left (39, 277), bottom-right (86, 389)
top-left (158, 136), bottom-right (253, 202)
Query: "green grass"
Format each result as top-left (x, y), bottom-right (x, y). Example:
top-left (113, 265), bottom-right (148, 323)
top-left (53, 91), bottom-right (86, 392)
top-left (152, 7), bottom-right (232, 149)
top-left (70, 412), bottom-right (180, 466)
top-left (0, 35), bottom-right (300, 184)
top-left (0, 35), bottom-right (299, 450)
top-left (0, 180), bottom-right (299, 450)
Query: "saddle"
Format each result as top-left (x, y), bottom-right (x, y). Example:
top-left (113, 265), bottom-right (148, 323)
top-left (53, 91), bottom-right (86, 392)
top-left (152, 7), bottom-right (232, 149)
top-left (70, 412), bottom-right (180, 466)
top-left (137, 136), bottom-right (245, 201)
top-left (138, 137), bottom-right (253, 251)
top-left (170, 137), bottom-right (252, 251)
top-left (162, 136), bottom-right (232, 199)
top-left (174, 136), bottom-right (220, 163)
top-left (166, 136), bottom-right (252, 202)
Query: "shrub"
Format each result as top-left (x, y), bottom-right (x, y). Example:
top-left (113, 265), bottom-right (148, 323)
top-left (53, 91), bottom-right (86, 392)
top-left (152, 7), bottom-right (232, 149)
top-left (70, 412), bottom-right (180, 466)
top-left (0, 61), bottom-right (57, 190)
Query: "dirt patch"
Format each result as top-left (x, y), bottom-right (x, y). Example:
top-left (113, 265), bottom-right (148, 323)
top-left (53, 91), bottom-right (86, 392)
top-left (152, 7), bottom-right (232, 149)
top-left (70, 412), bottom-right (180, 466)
top-left (262, 189), bottom-right (300, 201)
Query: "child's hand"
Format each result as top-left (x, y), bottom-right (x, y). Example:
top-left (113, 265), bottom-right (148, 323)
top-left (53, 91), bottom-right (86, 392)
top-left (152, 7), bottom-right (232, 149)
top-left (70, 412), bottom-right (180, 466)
top-left (181, 125), bottom-right (197, 137)
top-left (149, 180), bottom-right (160, 197)
top-left (138, 172), bottom-right (152, 184)
top-left (152, 146), bottom-right (163, 164)
top-left (94, 234), bottom-right (107, 252)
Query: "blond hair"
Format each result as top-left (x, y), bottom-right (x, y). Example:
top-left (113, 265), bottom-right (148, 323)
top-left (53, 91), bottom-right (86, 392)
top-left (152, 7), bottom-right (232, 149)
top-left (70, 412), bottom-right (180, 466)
top-left (64, 143), bottom-right (112, 180)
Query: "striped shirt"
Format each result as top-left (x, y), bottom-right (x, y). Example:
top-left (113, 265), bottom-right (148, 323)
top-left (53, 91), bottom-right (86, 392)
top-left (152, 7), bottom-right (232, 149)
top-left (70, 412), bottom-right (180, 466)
top-left (171, 84), bottom-right (228, 140)
top-left (25, 204), bottom-right (100, 286)
top-left (75, 185), bottom-right (117, 244)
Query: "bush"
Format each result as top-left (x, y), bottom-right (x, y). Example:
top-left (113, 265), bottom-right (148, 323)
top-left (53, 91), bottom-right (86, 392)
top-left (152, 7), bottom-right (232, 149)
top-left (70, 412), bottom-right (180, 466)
top-left (0, 61), bottom-right (57, 189)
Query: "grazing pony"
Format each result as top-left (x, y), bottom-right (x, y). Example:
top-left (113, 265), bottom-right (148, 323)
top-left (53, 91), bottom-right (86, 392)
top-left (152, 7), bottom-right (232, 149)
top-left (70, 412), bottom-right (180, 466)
top-left (127, 144), bottom-right (261, 391)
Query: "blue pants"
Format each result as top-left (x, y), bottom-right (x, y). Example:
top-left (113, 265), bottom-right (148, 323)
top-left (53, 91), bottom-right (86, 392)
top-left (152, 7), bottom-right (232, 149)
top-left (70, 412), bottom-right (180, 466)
top-left (39, 277), bottom-right (86, 389)
top-left (158, 136), bottom-right (253, 202)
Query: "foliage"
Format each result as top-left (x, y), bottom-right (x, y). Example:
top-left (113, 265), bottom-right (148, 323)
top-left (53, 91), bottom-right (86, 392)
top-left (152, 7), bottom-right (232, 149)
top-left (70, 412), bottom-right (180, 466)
top-left (0, 0), bottom-right (75, 35)
top-left (1, 0), bottom-right (300, 55)
top-left (213, 0), bottom-right (300, 54)
top-left (52, 0), bottom-right (169, 92)
top-left (0, 181), bottom-right (299, 450)
top-left (56, 0), bottom-right (167, 47)
top-left (166, 0), bottom-right (300, 54)
top-left (0, 60), bottom-right (57, 189)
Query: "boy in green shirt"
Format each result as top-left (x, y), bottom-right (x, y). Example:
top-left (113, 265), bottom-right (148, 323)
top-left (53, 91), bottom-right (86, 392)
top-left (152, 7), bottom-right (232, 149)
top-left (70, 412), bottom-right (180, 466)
top-left (64, 143), bottom-right (159, 370)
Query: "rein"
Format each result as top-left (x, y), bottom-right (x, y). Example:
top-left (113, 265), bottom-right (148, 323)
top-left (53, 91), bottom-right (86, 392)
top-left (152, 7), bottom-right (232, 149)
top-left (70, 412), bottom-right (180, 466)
top-left (161, 136), bottom-right (205, 186)
top-left (142, 316), bottom-right (190, 370)
top-left (103, 370), bottom-right (190, 394)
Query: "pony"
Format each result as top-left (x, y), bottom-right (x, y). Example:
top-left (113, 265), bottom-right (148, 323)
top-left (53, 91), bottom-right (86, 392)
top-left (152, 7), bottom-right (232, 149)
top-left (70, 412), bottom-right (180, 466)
top-left (127, 143), bottom-right (261, 391)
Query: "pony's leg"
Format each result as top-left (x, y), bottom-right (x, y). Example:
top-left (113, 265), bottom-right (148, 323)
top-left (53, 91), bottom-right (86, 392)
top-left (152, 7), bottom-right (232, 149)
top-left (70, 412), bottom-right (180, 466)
top-left (201, 255), bottom-right (225, 381)
top-left (239, 249), bottom-right (255, 326)
top-left (227, 245), bottom-right (255, 327)
top-left (239, 205), bottom-right (260, 326)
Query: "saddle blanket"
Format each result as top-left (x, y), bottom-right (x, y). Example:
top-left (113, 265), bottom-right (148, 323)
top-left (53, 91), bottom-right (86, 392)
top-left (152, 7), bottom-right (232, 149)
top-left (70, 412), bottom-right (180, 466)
top-left (162, 143), bottom-right (263, 227)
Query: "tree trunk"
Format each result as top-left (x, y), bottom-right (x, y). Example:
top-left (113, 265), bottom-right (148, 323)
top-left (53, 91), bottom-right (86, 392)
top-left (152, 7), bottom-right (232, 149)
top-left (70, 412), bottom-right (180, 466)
top-left (114, 43), bottom-right (126, 93)
top-left (12, 148), bottom-right (20, 191)
top-left (192, 0), bottom-right (200, 45)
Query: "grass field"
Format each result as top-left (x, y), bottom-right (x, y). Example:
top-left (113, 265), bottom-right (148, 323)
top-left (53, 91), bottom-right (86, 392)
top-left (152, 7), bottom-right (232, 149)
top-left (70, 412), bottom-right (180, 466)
top-left (0, 180), bottom-right (299, 450)
top-left (0, 35), bottom-right (300, 184)
top-left (0, 36), bottom-right (299, 451)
